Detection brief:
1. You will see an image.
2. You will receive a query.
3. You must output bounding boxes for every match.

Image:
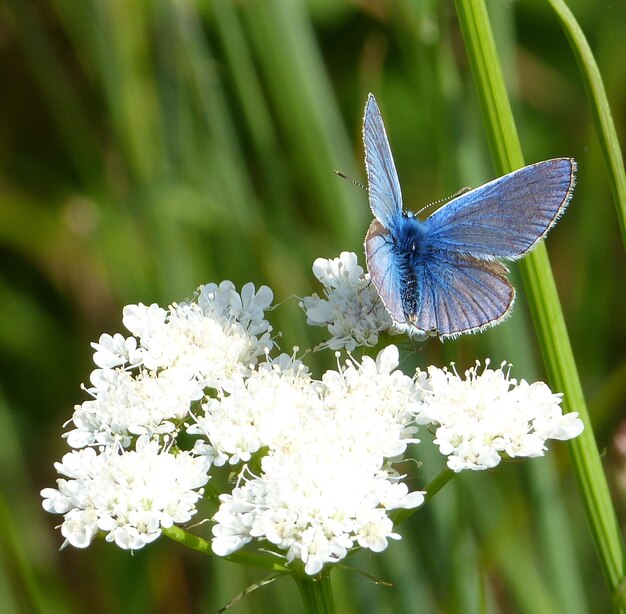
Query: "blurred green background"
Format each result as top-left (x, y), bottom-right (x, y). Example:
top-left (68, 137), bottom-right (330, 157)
top-left (0, 0), bottom-right (625, 612)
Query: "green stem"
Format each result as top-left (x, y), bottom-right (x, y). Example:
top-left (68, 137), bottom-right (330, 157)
top-left (393, 466), bottom-right (455, 525)
top-left (424, 466), bottom-right (455, 501)
top-left (453, 0), bottom-right (626, 604)
top-left (162, 526), bottom-right (289, 572)
top-left (546, 0), bottom-right (626, 251)
top-left (292, 570), bottom-right (337, 614)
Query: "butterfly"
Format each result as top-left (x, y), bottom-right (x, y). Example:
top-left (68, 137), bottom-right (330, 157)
top-left (363, 94), bottom-right (576, 340)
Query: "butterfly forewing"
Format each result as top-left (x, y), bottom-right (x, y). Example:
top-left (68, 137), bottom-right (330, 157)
top-left (363, 94), bottom-right (403, 232)
top-left (423, 158), bottom-right (575, 260)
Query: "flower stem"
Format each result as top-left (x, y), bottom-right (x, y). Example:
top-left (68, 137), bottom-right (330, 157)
top-left (162, 526), bottom-right (289, 572)
top-left (424, 466), bottom-right (455, 501)
top-left (453, 0), bottom-right (626, 603)
top-left (292, 570), bottom-right (337, 614)
top-left (393, 466), bottom-right (455, 526)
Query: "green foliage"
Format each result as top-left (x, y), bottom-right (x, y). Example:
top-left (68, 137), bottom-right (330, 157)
top-left (455, 0), bottom-right (624, 602)
top-left (0, 0), bottom-right (624, 612)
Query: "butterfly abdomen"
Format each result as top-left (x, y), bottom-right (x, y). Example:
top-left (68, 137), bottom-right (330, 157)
top-left (392, 215), bottom-right (428, 318)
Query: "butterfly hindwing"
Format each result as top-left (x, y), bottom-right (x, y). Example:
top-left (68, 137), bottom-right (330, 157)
top-left (423, 158), bottom-right (575, 260)
top-left (363, 94), bottom-right (403, 232)
top-left (364, 220), bottom-right (407, 325)
top-left (408, 252), bottom-right (515, 338)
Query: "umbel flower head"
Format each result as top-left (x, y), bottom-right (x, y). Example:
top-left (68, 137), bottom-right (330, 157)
top-left (417, 360), bottom-right (584, 472)
top-left (41, 437), bottom-right (211, 550)
top-left (300, 252), bottom-right (394, 351)
top-left (210, 346), bottom-right (425, 575)
top-left (42, 270), bottom-right (584, 577)
top-left (65, 281), bottom-right (273, 450)
top-left (120, 280), bottom-right (274, 387)
top-left (301, 251), bottom-right (437, 351)
top-left (44, 281), bottom-right (275, 549)
top-left (42, 280), bottom-right (427, 571)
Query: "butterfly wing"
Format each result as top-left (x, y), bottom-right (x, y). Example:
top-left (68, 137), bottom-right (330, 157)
top-left (406, 252), bottom-right (515, 339)
top-left (363, 94), bottom-right (403, 232)
top-left (423, 158), bottom-right (575, 259)
top-left (365, 220), bottom-right (513, 338)
top-left (364, 220), bottom-right (409, 326)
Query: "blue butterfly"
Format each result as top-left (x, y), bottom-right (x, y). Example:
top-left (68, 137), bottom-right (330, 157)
top-left (363, 94), bottom-right (576, 340)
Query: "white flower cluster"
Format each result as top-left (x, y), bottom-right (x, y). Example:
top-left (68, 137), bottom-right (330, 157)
top-left (189, 355), bottom-right (317, 467)
top-left (417, 360), bottom-right (584, 472)
top-left (209, 346), bottom-right (425, 575)
top-left (42, 271), bottom-right (584, 577)
top-left (300, 252), bottom-right (393, 351)
top-left (120, 281), bottom-right (273, 388)
top-left (301, 252), bottom-right (439, 350)
top-left (66, 281), bottom-right (273, 449)
top-left (41, 437), bottom-right (210, 550)
top-left (43, 281), bottom-right (273, 549)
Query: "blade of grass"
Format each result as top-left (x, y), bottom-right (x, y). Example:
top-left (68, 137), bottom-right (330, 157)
top-left (463, 472), bottom-right (561, 614)
top-left (240, 0), bottom-right (365, 248)
top-left (472, 3), bottom-right (588, 607)
top-left (452, 0), bottom-right (626, 604)
top-left (486, 278), bottom-right (588, 611)
top-left (5, 0), bottom-right (100, 186)
top-left (91, 1), bottom-right (166, 185)
top-left (209, 0), bottom-right (294, 232)
top-left (545, 0), bottom-right (626, 251)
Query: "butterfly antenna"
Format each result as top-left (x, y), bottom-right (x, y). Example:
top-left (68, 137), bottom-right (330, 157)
top-left (334, 170), bottom-right (366, 190)
top-left (415, 186), bottom-right (471, 216)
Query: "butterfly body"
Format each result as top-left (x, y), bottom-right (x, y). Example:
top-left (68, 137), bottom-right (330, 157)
top-left (362, 94), bottom-right (575, 340)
